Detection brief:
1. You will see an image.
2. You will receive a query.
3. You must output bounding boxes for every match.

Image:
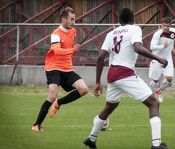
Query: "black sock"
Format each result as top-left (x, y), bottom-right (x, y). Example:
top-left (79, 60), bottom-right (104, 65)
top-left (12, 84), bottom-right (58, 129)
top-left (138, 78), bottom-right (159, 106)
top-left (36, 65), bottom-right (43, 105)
top-left (58, 90), bottom-right (81, 105)
top-left (34, 100), bottom-right (52, 125)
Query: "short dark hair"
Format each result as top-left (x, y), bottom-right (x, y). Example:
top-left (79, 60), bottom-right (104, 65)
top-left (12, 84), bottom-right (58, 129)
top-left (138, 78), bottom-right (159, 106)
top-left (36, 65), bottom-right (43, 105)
top-left (59, 7), bottom-right (75, 19)
top-left (119, 8), bottom-right (134, 24)
top-left (161, 17), bottom-right (172, 24)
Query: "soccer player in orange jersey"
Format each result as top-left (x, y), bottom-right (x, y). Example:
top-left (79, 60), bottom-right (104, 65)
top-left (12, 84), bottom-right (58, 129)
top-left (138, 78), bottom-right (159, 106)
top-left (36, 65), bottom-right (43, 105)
top-left (32, 7), bottom-right (88, 131)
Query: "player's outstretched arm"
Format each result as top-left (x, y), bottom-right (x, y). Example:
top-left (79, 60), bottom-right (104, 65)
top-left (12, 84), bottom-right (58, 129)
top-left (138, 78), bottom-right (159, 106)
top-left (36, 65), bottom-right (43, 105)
top-left (133, 42), bottom-right (168, 68)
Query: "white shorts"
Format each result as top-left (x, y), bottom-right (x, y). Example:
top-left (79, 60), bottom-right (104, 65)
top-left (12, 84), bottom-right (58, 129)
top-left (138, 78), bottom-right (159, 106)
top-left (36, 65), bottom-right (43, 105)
top-left (106, 76), bottom-right (152, 103)
top-left (149, 59), bottom-right (174, 80)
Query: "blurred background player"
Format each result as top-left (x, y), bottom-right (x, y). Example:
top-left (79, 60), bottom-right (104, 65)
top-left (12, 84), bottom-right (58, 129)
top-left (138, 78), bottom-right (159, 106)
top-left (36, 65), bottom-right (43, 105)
top-left (149, 17), bottom-right (175, 102)
top-left (32, 7), bottom-right (88, 131)
top-left (83, 8), bottom-right (169, 149)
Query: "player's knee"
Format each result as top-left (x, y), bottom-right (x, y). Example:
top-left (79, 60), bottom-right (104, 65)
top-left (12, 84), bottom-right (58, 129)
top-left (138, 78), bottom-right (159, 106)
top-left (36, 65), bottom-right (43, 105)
top-left (148, 96), bottom-right (159, 108)
top-left (78, 86), bottom-right (88, 96)
top-left (144, 95), bottom-right (159, 108)
top-left (166, 77), bottom-right (173, 82)
top-left (48, 91), bottom-right (57, 102)
top-left (151, 98), bottom-right (159, 108)
top-left (153, 79), bottom-right (159, 83)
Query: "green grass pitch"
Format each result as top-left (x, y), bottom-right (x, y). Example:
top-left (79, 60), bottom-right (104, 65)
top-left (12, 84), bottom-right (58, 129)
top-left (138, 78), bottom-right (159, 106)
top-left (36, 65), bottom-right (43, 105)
top-left (0, 85), bottom-right (175, 149)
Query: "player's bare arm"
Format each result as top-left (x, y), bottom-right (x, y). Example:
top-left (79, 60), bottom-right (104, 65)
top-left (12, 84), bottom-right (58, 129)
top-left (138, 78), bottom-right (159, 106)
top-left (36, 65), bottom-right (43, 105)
top-left (134, 42), bottom-right (168, 68)
top-left (93, 83), bottom-right (102, 97)
top-left (93, 50), bottom-right (108, 97)
top-left (96, 50), bottom-right (108, 84)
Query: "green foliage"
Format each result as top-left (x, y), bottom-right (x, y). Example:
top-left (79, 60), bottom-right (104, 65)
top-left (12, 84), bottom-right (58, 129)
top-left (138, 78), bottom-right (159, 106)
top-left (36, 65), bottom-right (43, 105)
top-left (0, 86), bottom-right (175, 149)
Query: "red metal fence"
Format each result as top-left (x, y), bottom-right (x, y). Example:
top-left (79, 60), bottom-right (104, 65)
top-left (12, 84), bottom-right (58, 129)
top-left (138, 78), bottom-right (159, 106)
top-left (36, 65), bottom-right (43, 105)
top-left (0, 23), bottom-right (174, 67)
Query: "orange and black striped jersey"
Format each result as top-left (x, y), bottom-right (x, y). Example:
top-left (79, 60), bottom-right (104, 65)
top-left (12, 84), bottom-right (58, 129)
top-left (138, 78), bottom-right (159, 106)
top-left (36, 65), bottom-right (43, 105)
top-left (45, 25), bottom-right (76, 72)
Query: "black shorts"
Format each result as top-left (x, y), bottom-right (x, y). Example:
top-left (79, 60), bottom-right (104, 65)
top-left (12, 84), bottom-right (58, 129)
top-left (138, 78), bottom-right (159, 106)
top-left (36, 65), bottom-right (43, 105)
top-left (46, 70), bottom-right (81, 92)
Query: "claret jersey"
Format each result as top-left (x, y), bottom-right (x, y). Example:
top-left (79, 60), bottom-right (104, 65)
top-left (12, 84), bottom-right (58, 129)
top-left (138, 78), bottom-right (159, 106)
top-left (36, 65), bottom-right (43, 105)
top-left (102, 24), bottom-right (143, 70)
top-left (45, 25), bottom-right (76, 72)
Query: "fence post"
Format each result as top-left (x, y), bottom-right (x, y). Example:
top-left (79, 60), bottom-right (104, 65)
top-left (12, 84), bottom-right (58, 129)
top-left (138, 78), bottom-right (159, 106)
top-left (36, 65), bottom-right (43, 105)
top-left (9, 25), bottom-right (20, 85)
top-left (16, 25), bottom-right (19, 62)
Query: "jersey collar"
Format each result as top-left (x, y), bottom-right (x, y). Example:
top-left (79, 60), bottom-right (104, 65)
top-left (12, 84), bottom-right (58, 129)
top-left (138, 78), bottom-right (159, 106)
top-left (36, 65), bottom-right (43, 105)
top-left (59, 25), bottom-right (69, 33)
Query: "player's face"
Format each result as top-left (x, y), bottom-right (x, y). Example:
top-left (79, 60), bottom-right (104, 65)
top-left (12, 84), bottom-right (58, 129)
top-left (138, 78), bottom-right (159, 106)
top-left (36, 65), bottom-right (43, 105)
top-left (161, 22), bottom-right (171, 33)
top-left (63, 12), bottom-right (75, 29)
